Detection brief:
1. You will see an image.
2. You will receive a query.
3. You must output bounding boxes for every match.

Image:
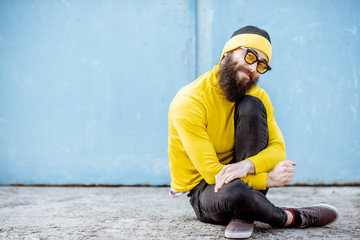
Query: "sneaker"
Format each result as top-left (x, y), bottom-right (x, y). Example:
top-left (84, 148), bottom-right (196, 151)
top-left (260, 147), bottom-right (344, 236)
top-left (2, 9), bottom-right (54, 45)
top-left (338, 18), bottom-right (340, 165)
top-left (225, 218), bottom-right (254, 239)
top-left (286, 204), bottom-right (338, 228)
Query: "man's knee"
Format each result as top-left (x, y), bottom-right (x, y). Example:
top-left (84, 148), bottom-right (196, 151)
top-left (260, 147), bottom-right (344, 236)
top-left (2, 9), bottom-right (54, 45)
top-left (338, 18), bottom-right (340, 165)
top-left (220, 179), bottom-right (254, 208)
top-left (235, 95), bottom-right (267, 122)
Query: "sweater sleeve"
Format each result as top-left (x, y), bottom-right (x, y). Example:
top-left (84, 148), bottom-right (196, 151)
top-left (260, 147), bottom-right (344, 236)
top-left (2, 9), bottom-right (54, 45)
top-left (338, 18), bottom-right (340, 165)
top-left (241, 172), bottom-right (268, 190)
top-left (170, 95), bottom-right (224, 184)
top-left (247, 91), bottom-right (286, 174)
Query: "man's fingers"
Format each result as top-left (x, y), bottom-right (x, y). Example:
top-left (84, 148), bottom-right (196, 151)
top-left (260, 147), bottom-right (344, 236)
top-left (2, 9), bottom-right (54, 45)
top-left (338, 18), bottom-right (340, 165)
top-left (287, 172), bottom-right (295, 178)
top-left (283, 166), bottom-right (295, 173)
top-left (281, 160), bottom-right (296, 166)
top-left (281, 170), bottom-right (295, 178)
top-left (216, 168), bottom-right (225, 179)
top-left (282, 160), bottom-right (296, 167)
top-left (224, 174), bottom-right (236, 184)
top-left (214, 181), bottom-right (220, 193)
top-left (215, 162), bottom-right (251, 193)
top-left (214, 167), bottom-right (226, 193)
top-left (287, 160), bottom-right (296, 166)
top-left (214, 174), bottom-right (225, 193)
top-left (214, 177), bottom-right (220, 193)
top-left (215, 167), bottom-right (235, 193)
top-left (215, 181), bottom-right (224, 193)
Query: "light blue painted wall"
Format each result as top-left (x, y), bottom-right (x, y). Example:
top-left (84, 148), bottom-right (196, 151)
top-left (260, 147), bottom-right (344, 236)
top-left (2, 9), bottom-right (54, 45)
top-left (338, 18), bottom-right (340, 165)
top-left (0, 0), bottom-right (359, 185)
top-left (0, 0), bottom-right (196, 185)
top-left (196, 0), bottom-right (360, 184)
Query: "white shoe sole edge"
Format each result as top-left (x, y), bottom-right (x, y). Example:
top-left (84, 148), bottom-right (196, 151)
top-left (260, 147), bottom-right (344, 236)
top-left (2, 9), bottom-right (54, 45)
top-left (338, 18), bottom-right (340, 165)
top-left (225, 230), bottom-right (253, 239)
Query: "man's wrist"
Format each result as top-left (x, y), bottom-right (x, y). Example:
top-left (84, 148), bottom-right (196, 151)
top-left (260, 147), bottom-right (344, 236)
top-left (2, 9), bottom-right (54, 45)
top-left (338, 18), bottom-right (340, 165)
top-left (245, 159), bottom-right (255, 174)
top-left (266, 171), bottom-right (273, 188)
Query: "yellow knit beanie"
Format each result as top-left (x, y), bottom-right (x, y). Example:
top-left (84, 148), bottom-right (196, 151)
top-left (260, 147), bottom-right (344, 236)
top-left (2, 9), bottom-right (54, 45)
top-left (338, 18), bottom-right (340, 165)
top-left (220, 26), bottom-right (272, 63)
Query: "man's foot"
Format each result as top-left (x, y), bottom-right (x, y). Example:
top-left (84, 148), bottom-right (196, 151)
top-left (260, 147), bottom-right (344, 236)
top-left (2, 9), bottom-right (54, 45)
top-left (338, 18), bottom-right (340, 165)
top-left (225, 218), bottom-right (254, 239)
top-left (285, 204), bottom-right (338, 228)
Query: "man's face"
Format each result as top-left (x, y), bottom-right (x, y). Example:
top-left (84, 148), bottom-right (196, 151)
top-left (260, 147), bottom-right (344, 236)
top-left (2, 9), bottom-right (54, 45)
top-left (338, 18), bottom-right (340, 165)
top-left (218, 47), bottom-right (269, 102)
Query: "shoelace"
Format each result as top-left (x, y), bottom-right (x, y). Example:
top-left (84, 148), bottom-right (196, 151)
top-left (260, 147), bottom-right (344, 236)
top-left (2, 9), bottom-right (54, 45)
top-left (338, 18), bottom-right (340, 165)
top-left (300, 209), bottom-right (318, 228)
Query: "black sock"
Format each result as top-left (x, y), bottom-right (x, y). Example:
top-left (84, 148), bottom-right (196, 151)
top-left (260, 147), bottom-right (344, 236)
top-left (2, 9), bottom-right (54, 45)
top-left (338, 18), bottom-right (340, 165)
top-left (287, 209), bottom-right (302, 227)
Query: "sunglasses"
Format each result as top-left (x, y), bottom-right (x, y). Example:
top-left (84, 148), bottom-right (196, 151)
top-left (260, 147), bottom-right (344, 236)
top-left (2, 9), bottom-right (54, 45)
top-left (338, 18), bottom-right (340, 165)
top-left (240, 47), bottom-right (271, 74)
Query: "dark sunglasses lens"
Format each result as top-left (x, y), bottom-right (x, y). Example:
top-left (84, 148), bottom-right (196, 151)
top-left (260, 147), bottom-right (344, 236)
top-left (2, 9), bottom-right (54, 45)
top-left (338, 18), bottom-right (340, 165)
top-left (244, 51), bottom-right (257, 64)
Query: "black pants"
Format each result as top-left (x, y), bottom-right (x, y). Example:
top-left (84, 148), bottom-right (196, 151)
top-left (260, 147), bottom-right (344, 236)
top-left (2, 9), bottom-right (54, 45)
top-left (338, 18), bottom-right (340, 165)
top-left (188, 95), bottom-right (287, 227)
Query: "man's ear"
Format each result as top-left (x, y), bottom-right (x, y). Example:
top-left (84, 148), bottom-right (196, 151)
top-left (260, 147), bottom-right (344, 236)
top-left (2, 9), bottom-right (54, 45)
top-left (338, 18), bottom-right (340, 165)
top-left (221, 52), bottom-right (229, 65)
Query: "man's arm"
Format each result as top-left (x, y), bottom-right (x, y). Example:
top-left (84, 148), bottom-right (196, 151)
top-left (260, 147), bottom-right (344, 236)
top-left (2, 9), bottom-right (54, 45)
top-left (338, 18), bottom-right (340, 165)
top-left (170, 95), bottom-right (223, 184)
top-left (170, 95), bottom-right (275, 187)
top-left (214, 159), bottom-right (296, 192)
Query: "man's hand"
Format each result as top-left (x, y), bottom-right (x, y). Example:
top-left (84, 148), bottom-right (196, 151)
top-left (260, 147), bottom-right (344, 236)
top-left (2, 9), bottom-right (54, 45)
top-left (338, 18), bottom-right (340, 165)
top-left (266, 160), bottom-right (296, 188)
top-left (214, 159), bottom-right (255, 193)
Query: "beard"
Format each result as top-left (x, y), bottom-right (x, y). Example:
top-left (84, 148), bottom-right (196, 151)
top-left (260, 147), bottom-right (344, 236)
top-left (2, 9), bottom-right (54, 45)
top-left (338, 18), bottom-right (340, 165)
top-left (217, 54), bottom-right (259, 102)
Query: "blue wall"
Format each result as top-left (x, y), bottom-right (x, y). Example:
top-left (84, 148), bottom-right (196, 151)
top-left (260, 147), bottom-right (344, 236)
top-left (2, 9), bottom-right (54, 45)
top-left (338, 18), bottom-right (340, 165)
top-left (0, 0), bottom-right (359, 185)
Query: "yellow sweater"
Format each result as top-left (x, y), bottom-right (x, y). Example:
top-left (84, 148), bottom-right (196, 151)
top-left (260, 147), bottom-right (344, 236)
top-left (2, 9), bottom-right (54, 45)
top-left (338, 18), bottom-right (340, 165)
top-left (168, 64), bottom-right (286, 192)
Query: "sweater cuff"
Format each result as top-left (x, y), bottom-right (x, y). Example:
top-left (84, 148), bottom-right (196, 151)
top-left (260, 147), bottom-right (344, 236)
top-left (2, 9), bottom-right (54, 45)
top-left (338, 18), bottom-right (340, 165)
top-left (247, 155), bottom-right (268, 174)
top-left (241, 172), bottom-right (268, 190)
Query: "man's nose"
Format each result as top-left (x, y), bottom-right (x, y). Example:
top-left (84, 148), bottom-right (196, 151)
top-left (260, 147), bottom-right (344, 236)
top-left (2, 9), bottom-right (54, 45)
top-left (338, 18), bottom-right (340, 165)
top-left (248, 62), bottom-right (257, 72)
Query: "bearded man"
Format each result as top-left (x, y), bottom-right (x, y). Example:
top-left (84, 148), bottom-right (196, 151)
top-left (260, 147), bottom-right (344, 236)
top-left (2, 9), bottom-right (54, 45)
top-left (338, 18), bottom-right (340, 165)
top-left (168, 26), bottom-right (338, 239)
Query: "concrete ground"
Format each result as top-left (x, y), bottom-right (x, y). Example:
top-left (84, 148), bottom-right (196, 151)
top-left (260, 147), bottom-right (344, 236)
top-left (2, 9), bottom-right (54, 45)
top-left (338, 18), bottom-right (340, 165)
top-left (0, 186), bottom-right (359, 240)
